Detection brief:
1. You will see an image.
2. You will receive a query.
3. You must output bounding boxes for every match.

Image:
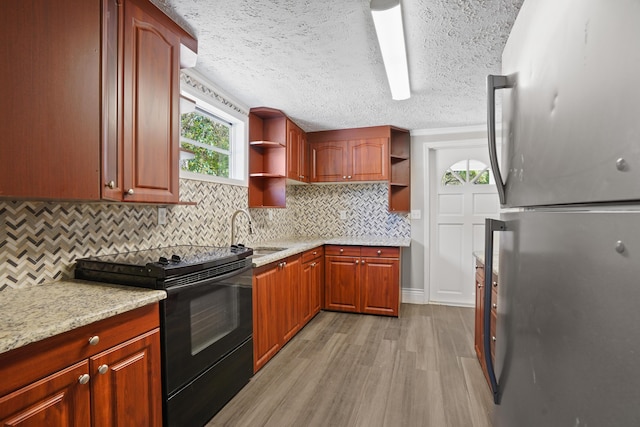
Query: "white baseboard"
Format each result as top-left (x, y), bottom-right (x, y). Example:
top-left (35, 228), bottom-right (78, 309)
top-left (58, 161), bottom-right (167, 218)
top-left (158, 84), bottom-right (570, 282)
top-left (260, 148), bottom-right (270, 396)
top-left (401, 288), bottom-right (426, 304)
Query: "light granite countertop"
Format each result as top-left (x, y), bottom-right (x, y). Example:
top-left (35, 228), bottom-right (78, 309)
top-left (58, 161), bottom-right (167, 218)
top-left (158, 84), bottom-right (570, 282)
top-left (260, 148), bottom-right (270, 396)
top-left (249, 236), bottom-right (411, 268)
top-left (0, 280), bottom-right (166, 355)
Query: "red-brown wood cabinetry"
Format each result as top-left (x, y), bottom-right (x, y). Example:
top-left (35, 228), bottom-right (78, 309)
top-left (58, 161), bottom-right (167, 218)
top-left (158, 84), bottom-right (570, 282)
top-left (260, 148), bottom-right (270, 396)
top-left (0, 0), bottom-right (196, 203)
top-left (324, 245), bottom-right (400, 317)
top-left (301, 247), bottom-right (324, 324)
top-left (0, 304), bottom-right (162, 427)
top-left (287, 120), bottom-right (308, 183)
top-left (474, 257), bottom-right (498, 388)
top-left (253, 254), bottom-right (302, 372)
top-left (308, 126), bottom-right (410, 212)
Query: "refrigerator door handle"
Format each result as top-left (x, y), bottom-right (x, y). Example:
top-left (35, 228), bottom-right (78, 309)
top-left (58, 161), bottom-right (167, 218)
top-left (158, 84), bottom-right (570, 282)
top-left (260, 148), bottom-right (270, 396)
top-left (485, 218), bottom-right (506, 404)
top-left (487, 74), bottom-right (513, 205)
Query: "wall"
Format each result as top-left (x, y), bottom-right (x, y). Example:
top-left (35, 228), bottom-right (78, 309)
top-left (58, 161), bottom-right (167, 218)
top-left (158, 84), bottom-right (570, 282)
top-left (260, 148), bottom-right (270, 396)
top-left (0, 180), bottom-right (409, 291)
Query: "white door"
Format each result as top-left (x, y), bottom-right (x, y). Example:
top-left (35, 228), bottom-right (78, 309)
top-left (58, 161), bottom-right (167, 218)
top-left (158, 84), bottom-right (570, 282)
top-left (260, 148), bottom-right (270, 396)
top-left (429, 146), bottom-right (499, 306)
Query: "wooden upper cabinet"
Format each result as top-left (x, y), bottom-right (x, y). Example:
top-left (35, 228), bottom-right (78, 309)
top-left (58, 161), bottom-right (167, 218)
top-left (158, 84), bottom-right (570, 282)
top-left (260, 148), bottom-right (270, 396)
top-left (286, 120), bottom-right (308, 182)
top-left (0, 0), bottom-right (196, 203)
top-left (0, 0), bottom-right (102, 200)
top-left (120, 0), bottom-right (181, 203)
top-left (349, 138), bottom-right (389, 181)
top-left (310, 141), bottom-right (349, 182)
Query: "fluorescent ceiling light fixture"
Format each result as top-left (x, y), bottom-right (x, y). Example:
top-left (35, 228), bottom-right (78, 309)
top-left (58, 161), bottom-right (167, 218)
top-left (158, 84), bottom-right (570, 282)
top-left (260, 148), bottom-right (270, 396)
top-left (370, 0), bottom-right (410, 100)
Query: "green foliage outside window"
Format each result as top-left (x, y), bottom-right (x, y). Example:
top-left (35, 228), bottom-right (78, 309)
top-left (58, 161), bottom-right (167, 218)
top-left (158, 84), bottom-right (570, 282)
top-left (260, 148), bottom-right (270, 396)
top-left (181, 112), bottom-right (231, 177)
top-left (441, 169), bottom-right (490, 186)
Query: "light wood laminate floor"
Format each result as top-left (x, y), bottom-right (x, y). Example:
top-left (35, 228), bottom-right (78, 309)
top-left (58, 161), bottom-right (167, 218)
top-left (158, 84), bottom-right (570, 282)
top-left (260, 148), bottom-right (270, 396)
top-left (206, 304), bottom-right (494, 427)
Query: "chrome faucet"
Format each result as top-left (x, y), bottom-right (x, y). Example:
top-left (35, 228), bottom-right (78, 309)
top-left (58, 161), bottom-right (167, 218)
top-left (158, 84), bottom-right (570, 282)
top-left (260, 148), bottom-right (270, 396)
top-left (230, 208), bottom-right (253, 245)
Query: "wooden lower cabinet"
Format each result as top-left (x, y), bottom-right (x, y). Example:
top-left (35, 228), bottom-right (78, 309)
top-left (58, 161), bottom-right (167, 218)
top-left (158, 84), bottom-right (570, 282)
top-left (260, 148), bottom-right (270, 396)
top-left (325, 246), bottom-right (400, 317)
top-left (301, 247), bottom-right (324, 324)
top-left (474, 257), bottom-right (498, 388)
top-left (253, 254), bottom-right (302, 372)
top-left (0, 304), bottom-right (162, 427)
top-left (253, 248), bottom-right (325, 372)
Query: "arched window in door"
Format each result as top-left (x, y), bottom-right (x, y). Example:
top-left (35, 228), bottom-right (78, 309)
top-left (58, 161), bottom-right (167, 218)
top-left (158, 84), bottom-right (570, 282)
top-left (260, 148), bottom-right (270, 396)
top-left (441, 159), bottom-right (493, 186)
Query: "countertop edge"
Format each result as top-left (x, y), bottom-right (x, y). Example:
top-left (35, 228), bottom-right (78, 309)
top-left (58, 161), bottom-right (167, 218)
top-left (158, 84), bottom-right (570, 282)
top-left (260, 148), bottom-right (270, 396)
top-left (0, 280), bottom-right (167, 355)
top-left (250, 236), bottom-right (411, 268)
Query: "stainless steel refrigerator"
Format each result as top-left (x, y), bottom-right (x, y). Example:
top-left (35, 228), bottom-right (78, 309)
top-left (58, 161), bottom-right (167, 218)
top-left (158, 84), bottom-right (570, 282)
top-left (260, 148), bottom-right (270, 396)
top-left (484, 0), bottom-right (640, 425)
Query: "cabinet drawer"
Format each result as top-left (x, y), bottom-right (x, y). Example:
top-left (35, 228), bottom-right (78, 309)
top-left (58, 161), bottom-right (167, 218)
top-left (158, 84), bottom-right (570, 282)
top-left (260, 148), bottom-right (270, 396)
top-left (302, 246), bottom-right (324, 263)
top-left (361, 246), bottom-right (399, 258)
top-left (324, 245), bottom-right (360, 257)
top-left (0, 303), bottom-right (159, 396)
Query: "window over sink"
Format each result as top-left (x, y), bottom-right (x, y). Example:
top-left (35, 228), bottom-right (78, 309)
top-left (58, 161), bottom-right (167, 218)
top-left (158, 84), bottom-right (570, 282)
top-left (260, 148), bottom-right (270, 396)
top-left (179, 69), bottom-right (248, 186)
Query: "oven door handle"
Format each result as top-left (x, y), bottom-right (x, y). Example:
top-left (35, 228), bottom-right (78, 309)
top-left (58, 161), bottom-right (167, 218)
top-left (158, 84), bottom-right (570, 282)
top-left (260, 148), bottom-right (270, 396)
top-left (165, 264), bottom-right (252, 295)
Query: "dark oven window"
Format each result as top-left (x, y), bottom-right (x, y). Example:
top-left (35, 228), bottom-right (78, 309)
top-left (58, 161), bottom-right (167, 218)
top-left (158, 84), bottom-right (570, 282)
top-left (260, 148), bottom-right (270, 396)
top-left (190, 286), bottom-right (239, 355)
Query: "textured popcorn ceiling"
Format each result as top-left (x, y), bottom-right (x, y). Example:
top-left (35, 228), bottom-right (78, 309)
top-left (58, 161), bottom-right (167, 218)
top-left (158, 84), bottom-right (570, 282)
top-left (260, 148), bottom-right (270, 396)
top-left (152, 0), bottom-right (524, 132)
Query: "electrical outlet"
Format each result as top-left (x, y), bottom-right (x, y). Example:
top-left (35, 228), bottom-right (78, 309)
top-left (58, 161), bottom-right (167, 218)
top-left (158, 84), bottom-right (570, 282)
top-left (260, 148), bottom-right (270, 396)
top-left (410, 209), bottom-right (421, 220)
top-left (157, 207), bottom-right (167, 225)
top-left (339, 210), bottom-right (347, 220)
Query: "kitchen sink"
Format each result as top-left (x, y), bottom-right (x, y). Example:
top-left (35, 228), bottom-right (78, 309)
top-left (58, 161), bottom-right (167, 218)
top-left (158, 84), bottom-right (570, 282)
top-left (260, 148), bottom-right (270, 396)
top-left (251, 247), bottom-right (288, 257)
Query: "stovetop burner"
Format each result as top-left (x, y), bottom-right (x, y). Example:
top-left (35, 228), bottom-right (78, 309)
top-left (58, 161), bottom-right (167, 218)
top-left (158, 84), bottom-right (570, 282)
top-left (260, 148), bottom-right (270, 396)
top-left (75, 245), bottom-right (253, 283)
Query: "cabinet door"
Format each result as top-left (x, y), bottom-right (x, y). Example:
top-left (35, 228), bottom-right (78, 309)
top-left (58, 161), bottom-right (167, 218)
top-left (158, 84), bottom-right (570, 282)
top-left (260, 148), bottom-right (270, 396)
top-left (253, 266), bottom-right (281, 372)
top-left (360, 257), bottom-right (399, 316)
top-left (301, 261), bottom-right (313, 326)
top-left (325, 256), bottom-right (359, 312)
top-left (300, 131), bottom-right (309, 183)
top-left (311, 257), bottom-right (323, 315)
top-left (122, 0), bottom-right (180, 203)
top-left (286, 121), bottom-right (301, 181)
top-left (90, 329), bottom-right (162, 427)
top-left (349, 138), bottom-right (389, 181)
top-left (0, 361), bottom-right (91, 427)
top-left (281, 257), bottom-right (301, 344)
top-left (0, 0), bottom-right (101, 200)
top-left (310, 141), bottom-right (348, 182)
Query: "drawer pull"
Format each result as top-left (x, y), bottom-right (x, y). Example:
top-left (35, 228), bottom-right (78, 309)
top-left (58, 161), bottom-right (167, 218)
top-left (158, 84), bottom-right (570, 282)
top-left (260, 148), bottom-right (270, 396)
top-left (492, 303), bottom-right (497, 309)
top-left (340, 248), bottom-right (344, 253)
top-left (475, 265), bottom-right (483, 269)
top-left (88, 336), bottom-right (100, 346)
top-left (313, 251), bottom-right (317, 255)
top-left (78, 374), bottom-right (90, 385)
top-left (98, 364), bottom-right (109, 375)
top-left (377, 250), bottom-right (382, 255)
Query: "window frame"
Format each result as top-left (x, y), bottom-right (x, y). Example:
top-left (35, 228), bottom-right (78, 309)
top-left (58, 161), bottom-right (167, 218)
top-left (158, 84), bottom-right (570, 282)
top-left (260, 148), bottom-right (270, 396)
top-left (179, 73), bottom-right (248, 187)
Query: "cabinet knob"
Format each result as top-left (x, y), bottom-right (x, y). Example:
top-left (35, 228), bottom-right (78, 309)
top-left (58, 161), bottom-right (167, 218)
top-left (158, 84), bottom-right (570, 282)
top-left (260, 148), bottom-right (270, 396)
top-left (347, 175), bottom-right (352, 179)
top-left (492, 336), bottom-right (497, 342)
top-left (299, 175), bottom-right (304, 179)
top-left (106, 180), bottom-right (115, 189)
top-left (475, 265), bottom-right (483, 269)
top-left (278, 262), bottom-right (283, 268)
top-left (355, 260), bottom-right (359, 264)
top-left (342, 176), bottom-right (347, 179)
top-left (283, 261), bottom-right (287, 267)
top-left (311, 262), bottom-right (316, 267)
top-left (125, 188), bottom-right (134, 195)
top-left (88, 336), bottom-right (100, 346)
top-left (477, 284), bottom-right (482, 288)
top-left (493, 281), bottom-right (498, 287)
top-left (377, 250), bottom-right (382, 255)
top-left (78, 374), bottom-right (91, 385)
top-left (98, 364), bottom-right (109, 375)
top-left (492, 303), bottom-right (497, 309)
top-left (361, 260), bottom-right (365, 264)
top-left (339, 248), bottom-right (344, 253)
top-left (313, 251), bottom-right (317, 255)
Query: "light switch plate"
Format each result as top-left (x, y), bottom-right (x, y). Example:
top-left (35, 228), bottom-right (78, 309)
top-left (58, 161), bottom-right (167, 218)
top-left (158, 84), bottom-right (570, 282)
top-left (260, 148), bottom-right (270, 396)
top-left (158, 207), bottom-right (167, 225)
top-left (410, 209), bottom-right (421, 220)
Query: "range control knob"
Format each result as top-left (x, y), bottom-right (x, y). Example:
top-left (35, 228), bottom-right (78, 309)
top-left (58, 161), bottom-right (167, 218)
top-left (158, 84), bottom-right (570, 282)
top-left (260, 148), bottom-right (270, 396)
top-left (158, 257), bottom-right (169, 265)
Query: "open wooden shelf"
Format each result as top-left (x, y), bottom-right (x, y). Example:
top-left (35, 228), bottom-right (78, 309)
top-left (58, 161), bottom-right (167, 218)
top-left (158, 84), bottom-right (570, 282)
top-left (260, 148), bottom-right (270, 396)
top-left (250, 140), bottom-right (286, 148)
top-left (250, 173), bottom-right (286, 178)
top-left (388, 127), bottom-right (411, 213)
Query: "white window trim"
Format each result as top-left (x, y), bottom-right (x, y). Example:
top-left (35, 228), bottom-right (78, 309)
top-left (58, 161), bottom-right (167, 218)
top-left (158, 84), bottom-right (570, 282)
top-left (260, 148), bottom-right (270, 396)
top-left (179, 70), bottom-right (249, 187)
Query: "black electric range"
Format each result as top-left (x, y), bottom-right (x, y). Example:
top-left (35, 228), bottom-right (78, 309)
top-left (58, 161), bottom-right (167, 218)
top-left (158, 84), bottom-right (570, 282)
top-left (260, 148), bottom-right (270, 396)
top-left (75, 244), bottom-right (254, 289)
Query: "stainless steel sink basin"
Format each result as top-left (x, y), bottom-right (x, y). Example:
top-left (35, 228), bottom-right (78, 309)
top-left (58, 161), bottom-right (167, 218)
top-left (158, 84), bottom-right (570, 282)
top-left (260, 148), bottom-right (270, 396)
top-left (252, 247), bottom-right (288, 257)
